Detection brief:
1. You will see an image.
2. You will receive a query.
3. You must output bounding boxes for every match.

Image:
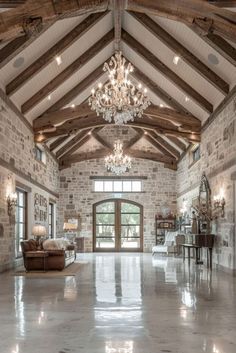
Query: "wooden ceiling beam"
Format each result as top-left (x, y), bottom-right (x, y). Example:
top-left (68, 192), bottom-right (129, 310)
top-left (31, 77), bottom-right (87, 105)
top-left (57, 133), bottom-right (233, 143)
top-left (125, 1), bottom-right (236, 43)
top-left (49, 135), bottom-right (69, 152)
top-left (208, 1), bottom-right (236, 7)
top-left (131, 66), bottom-right (196, 117)
top-left (122, 30), bottom-right (213, 113)
top-left (34, 99), bottom-right (201, 133)
top-left (189, 27), bottom-right (236, 67)
top-left (113, 0), bottom-right (123, 51)
top-left (0, 35), bottom-right (28, 66)
top-left (33, 102), bottom-right (93, 131)
top-left (0, 1), bottom-right (26, 8)
top-left (21, 29), bottom-right (114, 114)
top-left (142, 132), bottom-right (175, 159)
top-left (42, 62), bottom-right (105, 115)
top-left (92, 130), bottom-right (112, 150)
top-left (145, 131), bottom-right (180, 160)
top-left (6, 12), bottom-right (108, 96)
top-left (56, 129), bottom-right (92, 159)
top-left (167, 136), bottom-right (187, 152)
top-left (129, 11), bottom-right (229, 95)
top-left (144, 104), bottom-right (201, 131)
top-left (0, 0), bottom-right (109, 41)
top-left (59, 148), bottom-right (177, 170)
top-left (34, 115), bottom-right (201, 143)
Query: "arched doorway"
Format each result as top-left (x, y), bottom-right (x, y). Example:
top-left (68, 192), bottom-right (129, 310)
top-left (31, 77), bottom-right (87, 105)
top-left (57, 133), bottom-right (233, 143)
top-left (93, 199), bottom-right (143, 252)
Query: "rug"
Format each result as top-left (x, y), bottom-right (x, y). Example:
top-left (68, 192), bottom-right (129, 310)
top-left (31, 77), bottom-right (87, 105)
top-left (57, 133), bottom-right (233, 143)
top-left (14, 261), bottom-right (88, 277)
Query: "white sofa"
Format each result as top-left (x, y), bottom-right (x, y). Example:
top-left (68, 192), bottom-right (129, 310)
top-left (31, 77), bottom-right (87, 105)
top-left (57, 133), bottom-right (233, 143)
top-left (152, 231), bottom-right (179, 255)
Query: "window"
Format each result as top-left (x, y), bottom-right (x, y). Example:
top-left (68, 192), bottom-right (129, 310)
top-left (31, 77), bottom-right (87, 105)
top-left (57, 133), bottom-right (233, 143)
top-left (35, 144), bottom-right (46, 164)
top-left (94, 180), bottom-right (143, 193)
top-left (48, 203), bottom-right (54, 238)
top-left (192, 144), bottom-right (200, 162)
top-left (15, 189), bottom-right (27, 258)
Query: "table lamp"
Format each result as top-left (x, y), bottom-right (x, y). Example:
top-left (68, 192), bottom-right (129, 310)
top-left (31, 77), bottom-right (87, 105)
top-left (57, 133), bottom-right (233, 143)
top-left (32, 224), bottom-right (47, 242)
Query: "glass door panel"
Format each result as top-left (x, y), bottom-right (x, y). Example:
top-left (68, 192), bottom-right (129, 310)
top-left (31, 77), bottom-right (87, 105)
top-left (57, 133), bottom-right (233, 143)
top-left (94, 200), bottom-right (142, 252)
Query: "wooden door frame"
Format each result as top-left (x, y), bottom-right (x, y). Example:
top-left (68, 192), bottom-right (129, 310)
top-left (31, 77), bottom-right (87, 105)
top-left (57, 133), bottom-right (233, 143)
top-left (93, 198), bottom-right (143, 252)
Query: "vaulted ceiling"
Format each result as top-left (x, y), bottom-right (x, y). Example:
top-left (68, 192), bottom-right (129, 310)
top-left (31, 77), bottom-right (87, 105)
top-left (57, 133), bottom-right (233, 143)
top-left (0, 0), bottom-right (236, 170)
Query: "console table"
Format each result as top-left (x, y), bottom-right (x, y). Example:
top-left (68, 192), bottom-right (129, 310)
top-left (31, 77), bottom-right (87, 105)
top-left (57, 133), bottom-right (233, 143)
top-left (182, 244), bottom-right (201, 266)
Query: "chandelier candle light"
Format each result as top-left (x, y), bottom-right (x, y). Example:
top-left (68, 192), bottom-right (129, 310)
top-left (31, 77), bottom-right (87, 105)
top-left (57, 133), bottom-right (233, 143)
top-left (105, 140), bottom-right (132, 175)
top-left (89, 52), bottom-right (151, 125)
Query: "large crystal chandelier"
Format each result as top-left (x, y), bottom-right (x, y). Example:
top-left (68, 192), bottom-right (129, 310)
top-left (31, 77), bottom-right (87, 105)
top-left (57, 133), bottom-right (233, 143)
top-left (89, 51), bottom-right (151, 125)
top-left (105, 140), bottom-right (132, 175)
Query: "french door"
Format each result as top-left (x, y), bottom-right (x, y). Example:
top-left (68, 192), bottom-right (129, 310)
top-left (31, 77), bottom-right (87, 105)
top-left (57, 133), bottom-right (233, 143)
top-left (93, 199), bottom-right (143, 252)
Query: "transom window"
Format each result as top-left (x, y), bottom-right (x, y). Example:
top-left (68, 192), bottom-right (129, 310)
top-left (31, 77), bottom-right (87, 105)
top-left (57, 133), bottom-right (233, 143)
top-left (94, 180), bottom-right (142, 193)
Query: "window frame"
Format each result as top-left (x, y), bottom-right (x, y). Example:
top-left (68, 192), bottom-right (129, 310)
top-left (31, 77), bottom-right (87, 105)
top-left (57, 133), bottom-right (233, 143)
top-left (48, 202), bottom-right (54, 238)
top-left (93, 179), bottom-right (143, 193)
top-left (15, 188), bottom-right (27, 258)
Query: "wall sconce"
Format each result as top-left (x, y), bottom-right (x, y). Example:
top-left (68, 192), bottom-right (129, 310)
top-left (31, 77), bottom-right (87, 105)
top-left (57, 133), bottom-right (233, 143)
top-left (213, 188), bottom-right (225, 217)
top-left (7, 192), bottom-right (17, 217)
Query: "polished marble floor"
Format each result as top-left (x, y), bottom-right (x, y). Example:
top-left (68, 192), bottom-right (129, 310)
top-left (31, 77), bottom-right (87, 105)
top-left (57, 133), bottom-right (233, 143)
top-left (0, 253), bottom-right (236, 353)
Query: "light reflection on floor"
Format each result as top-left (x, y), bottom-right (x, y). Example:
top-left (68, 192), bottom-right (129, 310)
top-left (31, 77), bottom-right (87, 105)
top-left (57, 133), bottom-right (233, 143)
top-left (0, 253), bottom-right (235, 353)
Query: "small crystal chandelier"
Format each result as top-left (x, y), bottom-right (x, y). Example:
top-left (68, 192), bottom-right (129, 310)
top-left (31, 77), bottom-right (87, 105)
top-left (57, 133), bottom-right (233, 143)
top-left (105, 140), bottom-right (132, 175)
top-left (89, 51), bottom-right (151, 125)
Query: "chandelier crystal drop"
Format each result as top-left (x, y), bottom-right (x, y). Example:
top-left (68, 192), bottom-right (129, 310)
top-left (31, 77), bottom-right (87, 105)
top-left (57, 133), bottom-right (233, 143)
top-left (88, 51), bottom-right (151, 125)
top-left (105, 140), bottom-right (132, 175)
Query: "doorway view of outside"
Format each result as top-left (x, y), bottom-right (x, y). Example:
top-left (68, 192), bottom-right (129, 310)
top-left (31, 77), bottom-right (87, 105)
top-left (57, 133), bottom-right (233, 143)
top-left (94, 200), bottom-right (143, 251)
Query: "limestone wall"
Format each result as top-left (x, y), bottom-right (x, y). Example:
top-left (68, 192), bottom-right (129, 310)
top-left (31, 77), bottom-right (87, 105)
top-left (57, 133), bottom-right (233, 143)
top-left (0, 96), bottom-right (59, 272)
top-left (177, 96), bottom-right (236, 272)
top-left (58, 156), bottom-right (176, 253)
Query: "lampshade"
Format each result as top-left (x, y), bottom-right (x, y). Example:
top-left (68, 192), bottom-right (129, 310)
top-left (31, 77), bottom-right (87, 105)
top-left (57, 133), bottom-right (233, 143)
top-left (32, 225), bottom-right (47, 237)
top-left (63, 222), bottom-right (77, 231)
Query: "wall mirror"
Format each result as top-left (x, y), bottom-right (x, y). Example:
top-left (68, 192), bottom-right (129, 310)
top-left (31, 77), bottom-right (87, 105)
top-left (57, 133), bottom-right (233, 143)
top-left (197, 173), bottom-right (212, 233)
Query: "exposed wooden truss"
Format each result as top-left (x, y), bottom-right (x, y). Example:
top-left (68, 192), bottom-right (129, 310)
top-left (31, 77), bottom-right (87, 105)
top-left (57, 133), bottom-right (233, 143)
top-left (1, 0), bottom-right (236, 43)
top-left (208, 1), bottom-right (236, 7)
top-left (143, 130), bottom-right (181, 159)
top-left (0, 1), bottom-right (26, 8)
top-left (129, 11), bottom-right (229, 95)
top-left (122, 30), bottom-right (213, 113)
top-left (56, 129), bottom-right (93, 159)
top-left (33, 101), bottom-right (201, 133)
top-left (6, 12), bottom-right (107, 96)
top-left (59, 148), bottom-right (177, 170)
top-left (34, 114), bottom-right (201, 144)
top-left (167, 136), bottom-right (187, 152)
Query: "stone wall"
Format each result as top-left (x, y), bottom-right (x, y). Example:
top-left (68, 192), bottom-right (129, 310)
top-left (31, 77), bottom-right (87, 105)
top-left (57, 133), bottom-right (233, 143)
top-left (0, 96), bottom-right (59, 272)
top-left (177, 96), bottom-right (236, 273)
top-left (58, 127), bottom-right (177, 252)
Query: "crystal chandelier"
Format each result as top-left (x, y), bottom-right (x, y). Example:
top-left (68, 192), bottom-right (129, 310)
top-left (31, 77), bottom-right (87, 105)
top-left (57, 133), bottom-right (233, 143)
top-left (105, 140), bottom-right (132, 175)
top-left (89, 51), bottom-right (151, 125)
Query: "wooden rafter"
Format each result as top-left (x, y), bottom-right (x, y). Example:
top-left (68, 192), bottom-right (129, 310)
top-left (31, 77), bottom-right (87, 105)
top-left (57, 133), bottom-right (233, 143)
top-left (56, 129), bottom-right (92, 158)
top-left (35, 115), bottom-right (201, 143)
top-left (92, 130), bottom-right (112, 150)
top-left (49, 135), bottom-right (69, 152)
top-left (122, 30), bottom-right (213, 113)
top-left (113, 0), bottom-right (123, 50)
top-left (0, 35), bottom-right (28, 66)
top-left (147, 131), bottom-right (181, 159)
top-left (33, 101), bottom-right (201, 133)
top-left (59, 148), bottom-right (177, 170)
top-left (129, 11), bottom-right (229, 95)
top-left (0, 1), bottom-right (26, 8)
top-left (6, 12), bottom-right (108, 96)
top-left (189, 27), bottom-right (236, 67)
top-left (21, 29), bottom-right (114, 114)
top-left (130, 66), bottom-right (197, 117)
top-left (42, 62), bottom-right (105, 114)
top-left (167, 136), bottom-right (187, 152)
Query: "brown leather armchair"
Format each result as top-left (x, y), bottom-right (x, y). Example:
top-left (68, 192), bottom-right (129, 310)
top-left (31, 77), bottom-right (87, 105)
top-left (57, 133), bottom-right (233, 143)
top-left (21, 239), bottom-right (76, 271)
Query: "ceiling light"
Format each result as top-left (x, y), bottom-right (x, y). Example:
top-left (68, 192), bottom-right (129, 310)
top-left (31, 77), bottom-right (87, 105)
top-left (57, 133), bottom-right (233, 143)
top-left (185, 96), bottom-right (190, 102)
top-left (71, 104), bottom-right (75, 108)
top-left (89, 51), bottom-right (150, 125)
top-left (47, 95), bottom-right (51, 101)
top-left (173, 55), bottom-right (180, 65)
top-left (105, 140), bottom-right (131, 175)
top-left (160, 103), bottom-right (164, 108)
top-left (55, 55), bottom-right (62, 66)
